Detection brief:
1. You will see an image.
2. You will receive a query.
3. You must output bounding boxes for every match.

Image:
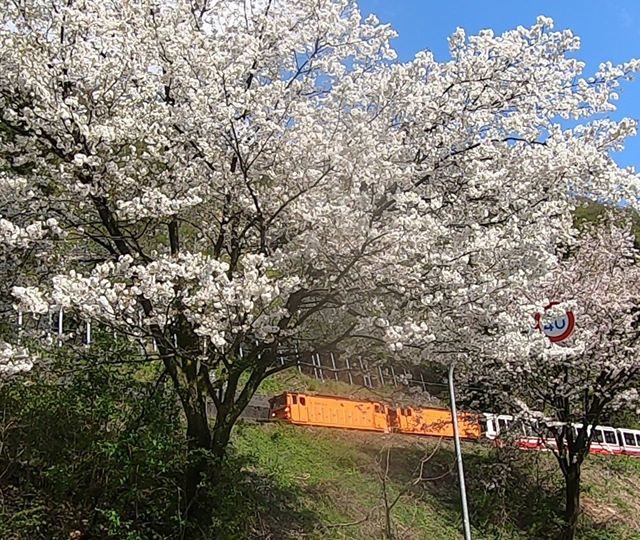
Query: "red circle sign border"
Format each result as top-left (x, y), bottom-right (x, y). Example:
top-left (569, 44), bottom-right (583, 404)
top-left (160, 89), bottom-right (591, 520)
top-left (534, 301), bottom-right (576, 343)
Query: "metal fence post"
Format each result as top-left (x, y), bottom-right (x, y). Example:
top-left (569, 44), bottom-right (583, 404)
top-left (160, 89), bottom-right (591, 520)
top-left (295, 342), bottom-right (302, 374)
top-left (330, 351), bottom-right (339, 381)
top-left (378, 366), bottom-right (385, 386)
top-left (345, 357), bottom-right (353, 385)
top-left (316, 353), bottom-right (324, 381)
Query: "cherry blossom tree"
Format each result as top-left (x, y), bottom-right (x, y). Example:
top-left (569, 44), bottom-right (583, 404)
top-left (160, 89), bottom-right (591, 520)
top-left (0, 170), bottom-right (57, 376)
top-left (461, 221), bottom-right (640, 540)
top-left (1, 0), bottom-right (639, 513)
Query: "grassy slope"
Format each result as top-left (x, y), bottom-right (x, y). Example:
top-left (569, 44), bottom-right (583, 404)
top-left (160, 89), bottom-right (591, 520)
top-left (231, 423), bottom-right (640, 539)
top-left (224, 372), bottom-right (640, 540)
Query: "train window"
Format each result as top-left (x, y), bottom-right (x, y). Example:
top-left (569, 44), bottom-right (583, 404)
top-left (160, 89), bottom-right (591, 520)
top-left (593, 430), bottom-right (604, 443)
top-left (405, 408), bottom-right (412, 416)
top-left (624, 433), bottom-right (637, 446)
top-left (604, 430), bottom-right (616, 445)
top-left (299, 397), bottom-right (306, 406)
top-left (636, 434), bottom-right (640, 446)
top-left (498, 419), bottom-right (509, 433)
top-left (292, 395), bottom-right (297, 405)
top-left (271, 394), bottom-right (286, 409)
top-left (374, 404), bottom-right (381, 413)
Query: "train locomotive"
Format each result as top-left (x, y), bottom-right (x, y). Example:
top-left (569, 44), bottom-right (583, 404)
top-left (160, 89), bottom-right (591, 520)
top-left (268, 391), bottom-right (640, 458)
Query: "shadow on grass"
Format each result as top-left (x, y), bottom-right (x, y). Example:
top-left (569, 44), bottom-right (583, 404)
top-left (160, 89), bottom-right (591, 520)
top-left (209, 461), bottom-right (325, 540)
top-left (353, 438), bottom-right (631, 540)
top-left (212, 472), bottom-right (320, 540)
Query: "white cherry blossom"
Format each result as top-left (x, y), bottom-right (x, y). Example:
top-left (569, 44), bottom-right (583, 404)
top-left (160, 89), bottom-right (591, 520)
top-left (0, 1), bottom-right (638, 498)
top-left (459, 222), bottom-right (640, 540)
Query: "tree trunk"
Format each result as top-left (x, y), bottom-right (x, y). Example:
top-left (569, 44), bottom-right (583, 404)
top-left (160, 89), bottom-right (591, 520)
top-left (211, 417), bottom-right (234, 460)
top-left (209, 357), bottom-right (270, 459)
top-left (172, 364), bottom-right (212, 515)
top-left (183, 394), bottom-right (212, 505)
top-left (562, 464), bottom-right (581, 540)
top-left (171, 349), bottom-right (271, 528)
top-left (209, 382), bottom-right (254, 461)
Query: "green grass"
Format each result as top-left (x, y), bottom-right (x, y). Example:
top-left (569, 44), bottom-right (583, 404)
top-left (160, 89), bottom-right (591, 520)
top-left (243, 367), bottom-right (640, 538)
top-left (232, 422), bottom-right (463, 539)
top-left (229, 421), bottom-right (640, 539)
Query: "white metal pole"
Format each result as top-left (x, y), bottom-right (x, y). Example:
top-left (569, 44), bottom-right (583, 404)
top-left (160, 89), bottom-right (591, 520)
top-left (17, 311), bottom-right (23, 344)
top-left (448, 363), bottom-right (472, 540)
top-left (58, 307), bottom-right (63, 346)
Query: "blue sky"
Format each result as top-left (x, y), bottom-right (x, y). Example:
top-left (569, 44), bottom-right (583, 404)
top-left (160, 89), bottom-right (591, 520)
top-left (357, 0), bottom-right (640, 170)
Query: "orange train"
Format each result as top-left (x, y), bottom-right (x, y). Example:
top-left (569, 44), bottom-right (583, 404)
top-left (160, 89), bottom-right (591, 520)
top-left (269, 391), bottom-right (482, 440)
top-left (268, 391), bottom-right (640, 459)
